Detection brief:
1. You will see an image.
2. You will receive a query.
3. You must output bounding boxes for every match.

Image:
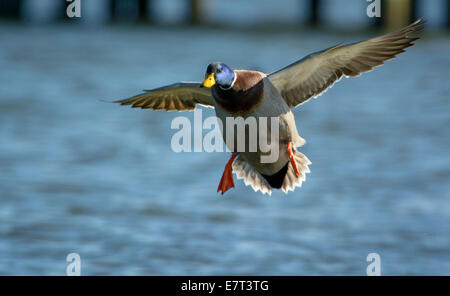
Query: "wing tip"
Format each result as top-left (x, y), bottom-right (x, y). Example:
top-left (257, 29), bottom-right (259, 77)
top-left (413, 17), bottom-right (425, 25)
top-left (99, 98), bottom-right (118, 104)
top-left (409, 17), bottom-right (426, 33)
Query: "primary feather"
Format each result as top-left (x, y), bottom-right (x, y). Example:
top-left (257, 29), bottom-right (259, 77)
top-left (269, 18), bottom-right (424, 108)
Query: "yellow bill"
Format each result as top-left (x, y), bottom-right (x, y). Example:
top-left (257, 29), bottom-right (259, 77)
top-left (202, 73), bottom-right (216, 88)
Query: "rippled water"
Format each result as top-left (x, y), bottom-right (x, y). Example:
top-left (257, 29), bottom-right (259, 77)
top-left (0, 24), bottom-right (449, 275)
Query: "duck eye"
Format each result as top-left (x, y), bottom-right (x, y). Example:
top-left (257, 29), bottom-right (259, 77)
top-left (216, 69), bottom-right (222, 73)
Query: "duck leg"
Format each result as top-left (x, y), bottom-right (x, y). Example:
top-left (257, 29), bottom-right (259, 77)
top-left (217, 153), bottom-right (238, 195)
top-left (287, 142), bottom-right (300, 177)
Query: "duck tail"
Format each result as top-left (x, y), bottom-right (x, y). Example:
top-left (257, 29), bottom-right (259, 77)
top-left (232, 151), bottom-right (311, 195)
top-left (281, 150), bottom-right (311, 193)
top-left (232, 156), bottom-right (273, 195)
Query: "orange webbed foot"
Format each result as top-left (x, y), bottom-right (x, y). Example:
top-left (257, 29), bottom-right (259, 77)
top-left (287, 142), bottom-right (300, 177)
top-left (217, 154), bottom-right (238, 195)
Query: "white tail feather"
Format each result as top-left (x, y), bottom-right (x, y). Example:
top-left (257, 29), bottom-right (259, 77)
top-left (232, 156), bottom-right (272, 195)
top-left (232, 150), bottom-right (311, 195)
top-left (281, 150), bottom-right (311, 193)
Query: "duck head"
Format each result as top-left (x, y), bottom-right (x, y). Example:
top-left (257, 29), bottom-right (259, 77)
top-left (202, 62), bottom-right (236, 89)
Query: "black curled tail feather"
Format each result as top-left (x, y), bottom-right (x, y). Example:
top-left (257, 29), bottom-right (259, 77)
top-left (261, 162), bottom-right (289, 189)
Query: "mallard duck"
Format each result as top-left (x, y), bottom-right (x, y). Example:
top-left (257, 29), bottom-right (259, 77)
top-left (115, 18), bottom-right (423, 195)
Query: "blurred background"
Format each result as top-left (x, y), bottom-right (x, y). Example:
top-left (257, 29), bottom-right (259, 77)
top-left (0, 0), bottom-right (449, 275)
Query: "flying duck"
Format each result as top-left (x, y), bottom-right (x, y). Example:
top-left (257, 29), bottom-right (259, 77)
top-left (115, 18), bottom-right (423, 195)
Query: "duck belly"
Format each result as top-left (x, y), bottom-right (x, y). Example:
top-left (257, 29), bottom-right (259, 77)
top-left (214, 77), bottom-right (304, 176)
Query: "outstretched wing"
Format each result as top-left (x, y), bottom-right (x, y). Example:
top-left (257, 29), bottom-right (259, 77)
top-left (115, 82), bottom-right (214, 111)
top-left (268, 18), bottom-right (424, 108)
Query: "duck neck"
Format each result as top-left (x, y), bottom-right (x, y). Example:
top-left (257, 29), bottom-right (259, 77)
top-left (219, 71), bottom-right (236, 90)
top-left (213, 78), bottom-right (264, 114)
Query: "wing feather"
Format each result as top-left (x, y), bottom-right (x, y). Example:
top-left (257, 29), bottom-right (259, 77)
top-left (269, 18), bottom-right (424, 108)
top-left (115, 82), bottom-right (214, 111)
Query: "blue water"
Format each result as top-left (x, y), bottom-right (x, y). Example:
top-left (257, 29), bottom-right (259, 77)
top-left (0, 24), bottom-right (449, 275)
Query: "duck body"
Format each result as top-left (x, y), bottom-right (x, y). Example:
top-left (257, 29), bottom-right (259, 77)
top-left (212, 70), bottom-right (309, 193)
